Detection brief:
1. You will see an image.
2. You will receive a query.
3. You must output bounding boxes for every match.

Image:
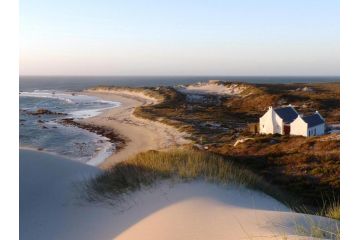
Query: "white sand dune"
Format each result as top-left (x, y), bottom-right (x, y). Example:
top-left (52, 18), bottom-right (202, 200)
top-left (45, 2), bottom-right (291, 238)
top-left (176, 82), bottom-right (249, 96)
top-left (20, 149), bottom-right (338, 240)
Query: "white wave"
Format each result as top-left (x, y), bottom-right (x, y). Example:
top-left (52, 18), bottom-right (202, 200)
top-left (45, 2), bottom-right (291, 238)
top-left (20, 90), bottom-right (98, 103)
top-left (20, 90), bottom-right (121, 118)
top-left (69, 100), bottom-right (121, 118)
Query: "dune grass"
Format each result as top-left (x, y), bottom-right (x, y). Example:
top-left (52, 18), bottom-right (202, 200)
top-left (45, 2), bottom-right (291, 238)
top-left (85, 148), bottom-right (294, 206)
top-left (289, 198), bottom-right (340, 239)
top-left (294, 218), bottom-right (339, 240)
top-left (324, 201), bottom-right (340, 220)
top-left (83, 148), bottom-right (339, 239)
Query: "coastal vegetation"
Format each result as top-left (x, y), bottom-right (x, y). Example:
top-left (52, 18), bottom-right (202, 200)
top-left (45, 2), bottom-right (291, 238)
top-left (85, 148), bottom-right (292, 206)
top-left (85, 148), bottom-right (339, 239)
top-left (210, 133), bottom-right (340, 208)
top-left (324, 200), bottom-right (340, 220)
top-left (88, 81), bottom-right (339, 210)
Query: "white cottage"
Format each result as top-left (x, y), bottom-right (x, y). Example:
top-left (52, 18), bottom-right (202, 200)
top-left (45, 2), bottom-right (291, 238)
top-left (290, 111), bottom-right (325, 137)
top-left (259, 105), bottom-right (325, 137)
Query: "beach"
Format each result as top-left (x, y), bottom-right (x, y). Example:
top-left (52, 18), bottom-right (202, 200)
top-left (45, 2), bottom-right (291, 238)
top-left (81, 89), bottom-right (190, 169)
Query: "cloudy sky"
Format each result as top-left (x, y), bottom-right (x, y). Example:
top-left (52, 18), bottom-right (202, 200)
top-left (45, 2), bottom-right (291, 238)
top-left (20, 0), bottom-right (339, 76)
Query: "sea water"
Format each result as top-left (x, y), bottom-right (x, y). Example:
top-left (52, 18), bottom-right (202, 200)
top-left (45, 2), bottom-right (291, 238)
top-left (19, 90), bottom-right (119, 164)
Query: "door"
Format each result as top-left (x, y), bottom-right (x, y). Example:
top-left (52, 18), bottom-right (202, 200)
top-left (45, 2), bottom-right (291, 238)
top-left (283, 125), bottom-right (290, 135)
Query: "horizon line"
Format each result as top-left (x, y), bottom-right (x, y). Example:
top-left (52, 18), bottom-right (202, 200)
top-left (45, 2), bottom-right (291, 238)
top-left (19, 75), bottom-right (340, 78)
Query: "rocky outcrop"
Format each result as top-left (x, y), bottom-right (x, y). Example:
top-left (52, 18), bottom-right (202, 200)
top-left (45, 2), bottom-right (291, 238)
top-left (59, 118), bottom-right (126, 151)
top-left (23, 108), bottom-right (68, 116)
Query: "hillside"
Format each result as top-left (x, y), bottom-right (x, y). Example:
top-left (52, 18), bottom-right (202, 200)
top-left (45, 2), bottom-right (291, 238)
top-left (94, 81), bottom-right (340, 210)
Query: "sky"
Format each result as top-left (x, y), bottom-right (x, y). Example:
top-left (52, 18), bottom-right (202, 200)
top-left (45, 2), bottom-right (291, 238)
top-left (20, 0), bottom-right (339, 76)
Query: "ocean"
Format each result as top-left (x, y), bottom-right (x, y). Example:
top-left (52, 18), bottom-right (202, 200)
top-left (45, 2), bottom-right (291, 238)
top-left (19, 76), bottom-right (339, 164)
top-left (19, 90), bottom-right (119, 164)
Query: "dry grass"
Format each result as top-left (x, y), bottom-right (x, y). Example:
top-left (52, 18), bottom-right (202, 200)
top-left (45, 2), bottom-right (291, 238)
top-left (82, 148), bottom-right (339, 239)
top-left (294, 219), bottom-right (339, 240)
top-left (288, 197), bottom-right (340, 239)
top-left (293, 202), bottom-right (340, 239)
top-left (84, 148), bottom-right (293, 206)
top-left (324, 201), bottom-right (340, 220)
top-left (211, 134), bottom-right (340, 208)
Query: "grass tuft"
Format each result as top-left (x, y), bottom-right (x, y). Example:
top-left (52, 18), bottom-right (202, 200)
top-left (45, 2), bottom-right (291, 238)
top-left (291, 199), bottom-right (340, 239)
top-left (82, 148), bottom-right (339, 238)
top-left (84, 148), bottom-right (294, 207)
top-left (324, 201), bottom-right (340, 220)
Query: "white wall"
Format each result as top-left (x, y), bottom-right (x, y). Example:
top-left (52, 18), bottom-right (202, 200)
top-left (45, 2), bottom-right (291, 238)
top-left (290, 116), bottom-right (308, 136)
top-left (308, 123), bottom-right (325, 136)
top-left (259, 109), bottom-right (273, 134)
top-left (259, 108), bottom-right (282, 134)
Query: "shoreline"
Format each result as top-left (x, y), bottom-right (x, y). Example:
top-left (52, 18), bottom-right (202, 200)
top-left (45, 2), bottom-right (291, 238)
top-left (20, 88), bottom-right (190, 168)
top-left (59, 118), bottom-right (127, 151)
top-left (81, 89), bottom-right (191, 169)
top-left (20, 90), bottom-right (124, 165)
top-left (19, 146), bottom-right (76, 161)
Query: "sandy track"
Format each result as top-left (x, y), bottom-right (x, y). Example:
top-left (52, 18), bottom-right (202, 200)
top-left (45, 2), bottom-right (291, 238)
top-left (82, 90), bottom-right (190, 169)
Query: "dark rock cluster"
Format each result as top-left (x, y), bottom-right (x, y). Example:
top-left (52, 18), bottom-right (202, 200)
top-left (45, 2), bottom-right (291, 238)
top-left (26, 108), bottom-right (68, 116)
top-left (59, 118), bottom-right (126, 150)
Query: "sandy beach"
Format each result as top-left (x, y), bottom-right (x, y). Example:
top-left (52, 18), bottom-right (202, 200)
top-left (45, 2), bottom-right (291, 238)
top-left (82, 89), bottom-right (191, 169)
